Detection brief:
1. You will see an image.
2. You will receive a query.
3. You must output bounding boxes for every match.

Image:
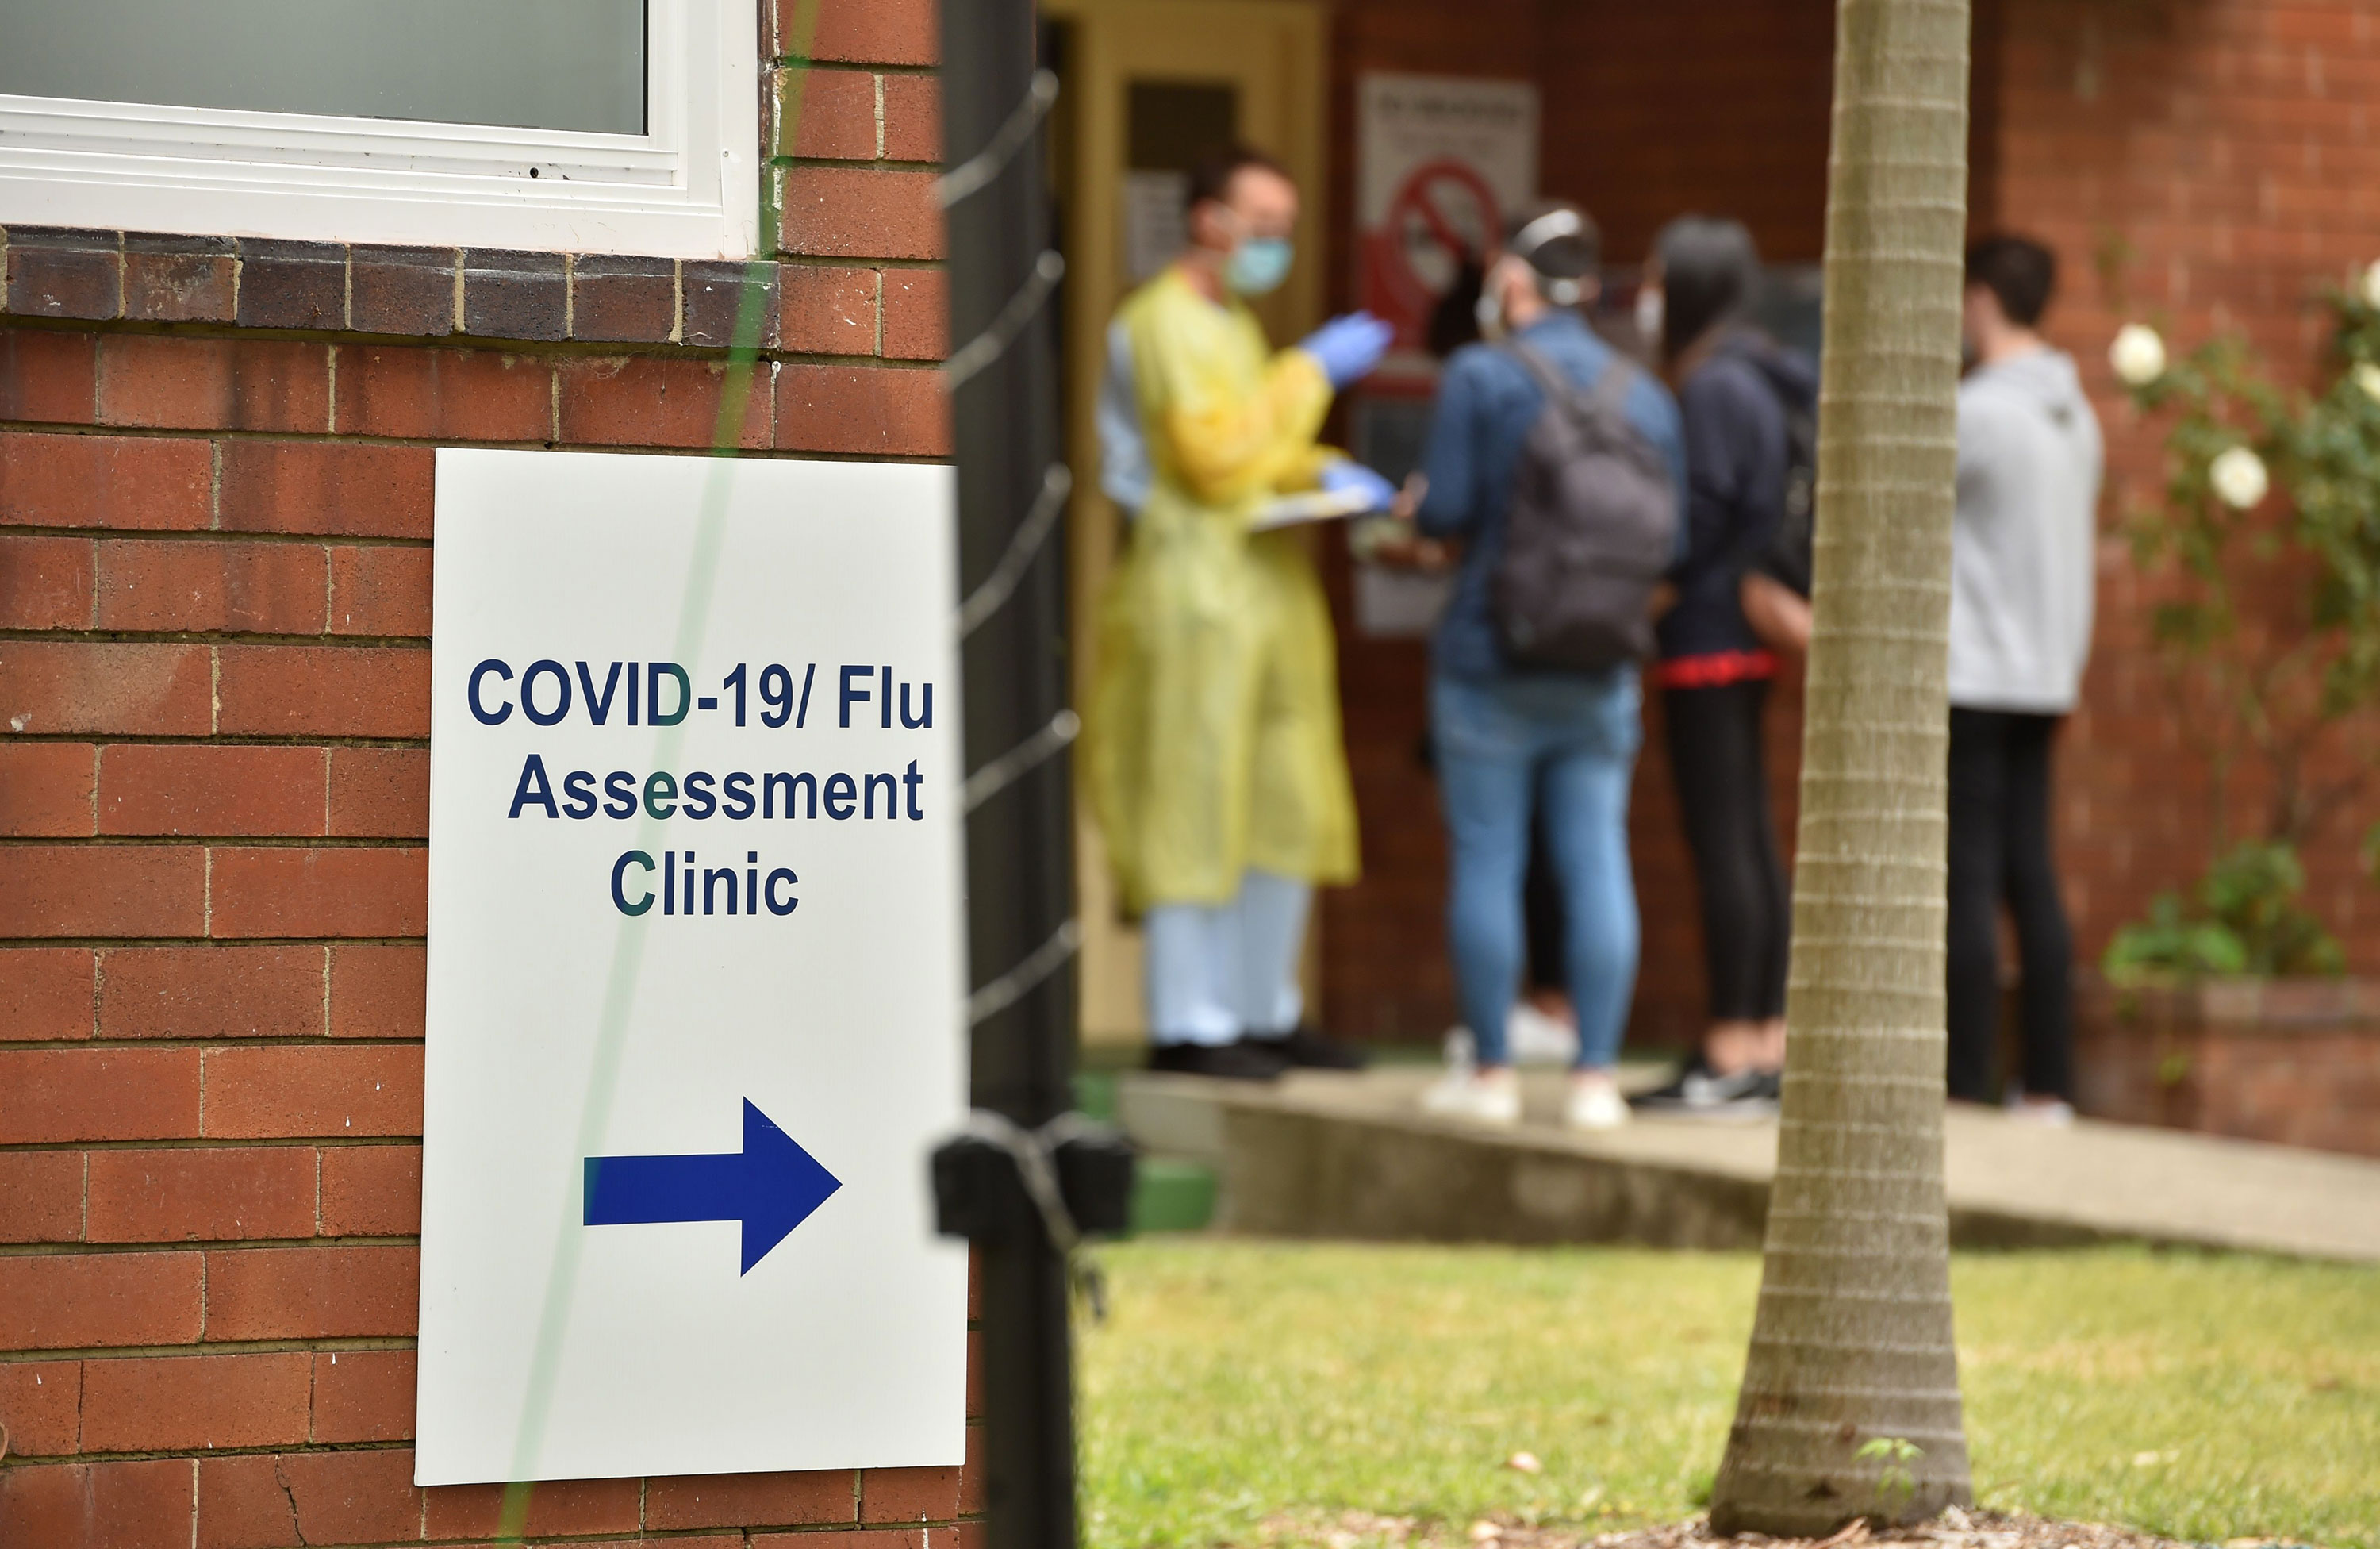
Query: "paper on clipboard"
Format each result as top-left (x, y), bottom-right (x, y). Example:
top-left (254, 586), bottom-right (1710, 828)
top-left (1247, 489), bottom-right (1376, 532)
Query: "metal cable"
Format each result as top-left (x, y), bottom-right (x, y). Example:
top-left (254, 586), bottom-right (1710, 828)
top-left (955, 463), bottom-right (1070, 640)
top-left (962, 708), bottom-right (1079, 814)
top-left (944, 248), bottom-right (1063, 390)
top-left (965, 917), bottom-right (1081, 1028)
top-left (935, 68), bottom-right (1059, 209)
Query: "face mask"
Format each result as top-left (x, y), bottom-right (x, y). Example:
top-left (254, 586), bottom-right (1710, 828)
top-left (1634, 285), bottom-right (1664, 348)
top-left (1225, 237), bottom-right (1294, 297)
top-left (1474, 289), bottom-right (1507, 344)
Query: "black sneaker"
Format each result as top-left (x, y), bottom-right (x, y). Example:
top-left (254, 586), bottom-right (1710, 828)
top-left (1247, 1025), bottom-right (1369, 1070)
top-left (1148, 1040), bottom-right (1286, 1081)
top-left (1629, 1055), bottom-right (1779, 1116)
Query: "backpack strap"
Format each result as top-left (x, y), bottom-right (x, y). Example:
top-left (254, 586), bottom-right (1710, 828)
top-left (1502, 340), bottom-right (1639, 418)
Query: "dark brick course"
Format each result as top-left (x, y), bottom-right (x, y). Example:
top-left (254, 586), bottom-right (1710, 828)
top-left (684, 259), bottom-right (782, 350)
top-left (122, 234), bottom-right (236, 324)
top-left (5, 228), bottom-right (122, 322)
top-left (350, 246), bottom-right (456, 338)
top-left (571, 254), bottom-right (678, 343)
top-left (233, 239), bottom-right (346, 331)
top-left (460, 249), bottom-right (568, 341)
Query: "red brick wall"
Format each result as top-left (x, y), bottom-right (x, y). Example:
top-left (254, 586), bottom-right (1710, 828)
top-left (0, 2), bottom-right (980, 1543)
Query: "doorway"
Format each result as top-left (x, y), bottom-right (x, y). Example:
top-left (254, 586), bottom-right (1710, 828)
top-left (1040, 0), bottom-right (1329, 1047)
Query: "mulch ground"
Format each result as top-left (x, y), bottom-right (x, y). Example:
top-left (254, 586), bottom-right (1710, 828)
top-left (1256, 1508), bottom-right (2321, 1549)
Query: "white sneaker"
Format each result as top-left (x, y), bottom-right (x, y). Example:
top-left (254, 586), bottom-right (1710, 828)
top-left (1563, 1072), bottom-right (1630, 1132)
top-left (1422, 1067), bottom-right (1521, 1125)
top-left (1507, 1001), bottom-right (1580, 1067)
top-left (2005, 1095), bottom-right (2075, 1128)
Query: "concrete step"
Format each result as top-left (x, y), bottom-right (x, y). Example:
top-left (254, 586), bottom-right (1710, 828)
top-left (1114, 1064), bottom-right (2380, 1261)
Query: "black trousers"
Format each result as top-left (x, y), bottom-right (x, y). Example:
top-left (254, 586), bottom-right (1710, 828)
top-left (1664, 680), bottom-right (1791, 1023)
top-left (1945, 708), bottom-right (2075, 1103)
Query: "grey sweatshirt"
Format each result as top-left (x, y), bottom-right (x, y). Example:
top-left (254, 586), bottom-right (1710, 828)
top-left (1948, 348), bottom-right (2104, 713)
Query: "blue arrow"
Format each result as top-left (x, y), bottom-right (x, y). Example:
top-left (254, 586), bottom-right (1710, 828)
top-left (583, 1100), bottom-right (842, 1274)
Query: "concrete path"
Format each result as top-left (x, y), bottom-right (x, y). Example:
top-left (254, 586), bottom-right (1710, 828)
top-left (1115, 1064), bottom-right (2380, 1262)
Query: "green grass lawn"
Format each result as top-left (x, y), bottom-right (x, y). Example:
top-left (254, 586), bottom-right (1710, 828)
top-left (1078, 1240), bottom-right (2380, 1549)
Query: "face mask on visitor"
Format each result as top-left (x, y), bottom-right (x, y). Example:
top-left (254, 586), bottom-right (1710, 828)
top-left (1634, 285), bottom-right (1664, 348)
top-left (1226, 237), bottom-right (1294, 297)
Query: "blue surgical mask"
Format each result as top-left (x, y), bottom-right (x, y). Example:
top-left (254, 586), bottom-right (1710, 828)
top-left (1226, 237), bottom-right (1294, 297)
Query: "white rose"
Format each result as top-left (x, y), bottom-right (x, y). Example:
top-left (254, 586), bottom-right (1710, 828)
top-left (2363, 259), bottom-right (2380, 310)
top-left (2109, 323), bottom-right (2167, 386)
top-left (2355, 363), bottom-right (2380, 404)
top-left (2209, 445), bottom-right (2270, 509)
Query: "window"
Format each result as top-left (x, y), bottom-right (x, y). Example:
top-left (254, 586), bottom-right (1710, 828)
top-left (0, 0), bottom-right (758, 259)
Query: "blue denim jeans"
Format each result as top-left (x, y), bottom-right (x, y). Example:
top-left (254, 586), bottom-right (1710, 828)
top-left (1432, 671), bottom-right (1643, 1069)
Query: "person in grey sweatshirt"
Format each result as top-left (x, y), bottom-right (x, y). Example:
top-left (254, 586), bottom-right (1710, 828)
top-left (1947, 235), bottom-right (2104, 1120)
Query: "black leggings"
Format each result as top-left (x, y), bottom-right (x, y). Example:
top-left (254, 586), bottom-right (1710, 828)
top-left (1945, 708), bottom-right (2075, 1102)
top-left (1664, 681), bottom-right (1791, 1022)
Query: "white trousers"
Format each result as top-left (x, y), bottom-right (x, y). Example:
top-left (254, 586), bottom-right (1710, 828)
top-left (1143, 870), bottom-right (1312, 1047)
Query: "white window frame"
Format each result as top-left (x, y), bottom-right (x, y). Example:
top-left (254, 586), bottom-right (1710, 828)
top-left (0, 0), bottom-right (758, 259)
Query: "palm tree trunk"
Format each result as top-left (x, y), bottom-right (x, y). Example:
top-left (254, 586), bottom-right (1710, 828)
top-left (1706, 0), bottom-right (1975, 1533)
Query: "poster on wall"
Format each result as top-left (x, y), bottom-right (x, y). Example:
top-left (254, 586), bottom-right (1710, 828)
top-left (1357, 72), bottom-right (1539, 386)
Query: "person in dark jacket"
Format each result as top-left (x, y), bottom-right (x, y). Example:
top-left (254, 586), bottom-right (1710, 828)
top-left (1633, 217), bottom-right (1816, 1115)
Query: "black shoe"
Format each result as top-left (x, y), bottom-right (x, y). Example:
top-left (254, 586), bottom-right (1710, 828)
top-left (1247, 1025), bottom-right (1369, 1070)
top-left (1629, 1055), bottom-right (1779, 1116)
top-left (1147, 1040), bottom-right (1286, 1081)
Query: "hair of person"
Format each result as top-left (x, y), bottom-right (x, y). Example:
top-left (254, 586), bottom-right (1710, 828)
top-left (1184, 143), bottom-right (1293, 213)
top-left (1964, 234), bottom-right (2057, 327)
top-left (1502, 198), bottom-right (1600, 306)
top-left (1654, 215), bottom-right (1761, 359)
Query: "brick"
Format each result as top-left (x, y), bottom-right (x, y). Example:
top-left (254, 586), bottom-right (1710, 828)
top-left (0, 431), bottom-right (213, 531)
top-left (198, 1448), bottom-right (423, 1549)
top-left (960, 1422), bottom-right (984, 1511)
top-left (0, 1047), bottom-right (201, 1143)
top-left (425, 1475), bottom-right (641, 1538)
top-left (311, 1348), bottom-right (415, 1443)
top-left (220, 440), bottom-right (433, 540)
top-left (193, 1453), bottom-right (298, 1549)
top-left (0, 1459), bottom-right (194, 1549)
top-left (0, 947), bottom-right (94, 1040)
top-left (99, 945), bottom-right (324, 1039)
top-left (776, 363), bottom-right (949, 455)
top-left (558, 355), bottom-right (775, 449)
top-left (572, 253), bottom-right (678, 343)
top-left (0, 328), bottom-right (97, 423)
top-left (797, 0), bottom-right (939, 64)
top-left (779, 167), bottom-right (945, 259)
top-left (0, 844), bottom-right (207, 937)
top-left (235, 239), bottom-right (346, 330)
top-left (0, 534), bottom-right (94, 627)
top-left (95, 335), bottom-right (331, 433)
top-left (99, 744), bottom-right (328, 837)
top-left (0, 1151), bottom-right (83, 1242)
top-left (0, 1251), bottom-right (203, 1349)
top-left (6, 227), bottom-right (121, 321)
top-left (781, 67), bottom-right (881, 159)
top-left (87, 1147), bottom-right (317, 1243)
top-left (327, 545), bottom-right (430, 636)
top-left (463, 248), bottom-right (568, 340)
top-left (205, 1245), bottom-right (419, 1340)
top-left (81, 1352), bottom-right (312, 1452)
top-left (123, 233), bottom-right (237, 324)
top-left (329, 945), bottom-right (426, 1038)
top-left (862, 1466), bottom-right (961, 1524)
top-left (350, 244), bottom-right (456, 336)
top-left (0, 1362), bottom-right (82, 1458)
top-left (318, 1144), bottom-right (420, 1236)
top-left (685, 259), bottom-right (781, 350)
top-left (336, 343), bottom-right (552, 441)
top-left (756, 1531), bottom-right (955, 1549)
top-left (94, 538), bottom-right (329, 633)
top-left (214, 644), bottom-right (429, 737)
top-left (880, 269), bottom-right (949, 360)
top-left (207, 846), bottom-right (428, 940)
top-left (0, 640), bottom-right (211, 734)
top-left (0, 741), bottom-right (96, 836)
top-left (329, 746), bottom-right (428, 837)
top-left (882, 73), bottom-right (944, 163)
top-left (647, 1469), bottom-right (858, 1530)
top-left (202, 1044), bottom-right (424, 1140)
top-left (780, 264), bottom-right (879, 355)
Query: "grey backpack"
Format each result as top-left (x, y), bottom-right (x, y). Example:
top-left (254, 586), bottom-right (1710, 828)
top-left (1490, 343), bottom-right (1678, 671)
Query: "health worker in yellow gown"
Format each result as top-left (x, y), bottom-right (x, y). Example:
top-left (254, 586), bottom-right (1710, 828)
top-left (1086, 143), bottom-right (1395, 1080)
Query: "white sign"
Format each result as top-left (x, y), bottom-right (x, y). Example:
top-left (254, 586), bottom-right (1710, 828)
top-left (1357, 72), bottom-right (1539, 379)
top-left (416, 448), bottom-right (969, 1486)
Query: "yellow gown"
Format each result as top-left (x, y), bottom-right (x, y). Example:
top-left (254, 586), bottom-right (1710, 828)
top-left (1084, 267), bottom-right (1361, 914)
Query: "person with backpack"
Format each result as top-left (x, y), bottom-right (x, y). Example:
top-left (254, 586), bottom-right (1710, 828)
top-left (1401, 199), bottom-right (1686, 1128)
top-left (1630, 217), bottom-right (1818, 1117)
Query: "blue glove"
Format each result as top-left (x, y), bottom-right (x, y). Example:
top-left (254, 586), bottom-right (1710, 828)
top-left (1299, 310), bottom-right (1394, 388)
top-left (1319, 460), bottom-right (1398, 513)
